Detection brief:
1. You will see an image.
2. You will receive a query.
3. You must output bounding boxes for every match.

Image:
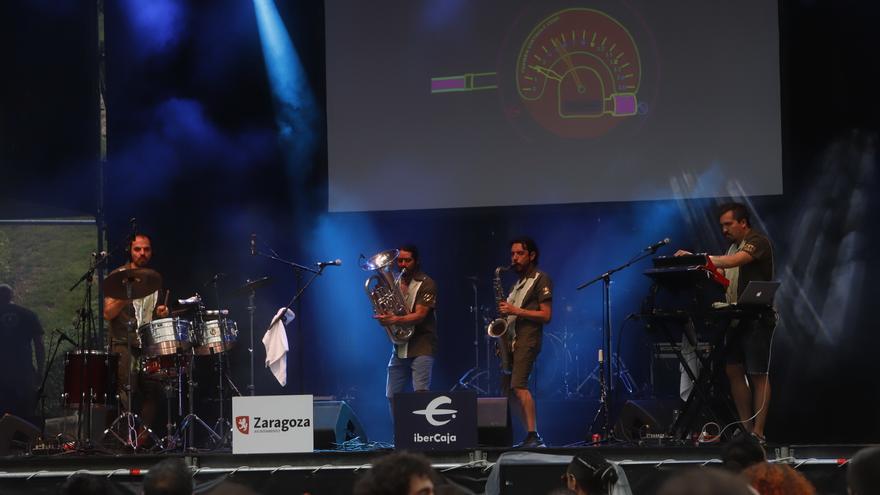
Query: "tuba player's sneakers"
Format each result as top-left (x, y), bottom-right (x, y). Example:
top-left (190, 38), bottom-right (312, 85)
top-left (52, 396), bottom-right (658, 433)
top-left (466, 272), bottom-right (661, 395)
top-left (514, 431), bottom-right (546, 449)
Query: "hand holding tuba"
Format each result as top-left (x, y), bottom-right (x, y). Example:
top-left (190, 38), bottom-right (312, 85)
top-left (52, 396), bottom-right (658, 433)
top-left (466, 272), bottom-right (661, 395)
top-left (361, 249), bottom-right (415, 345)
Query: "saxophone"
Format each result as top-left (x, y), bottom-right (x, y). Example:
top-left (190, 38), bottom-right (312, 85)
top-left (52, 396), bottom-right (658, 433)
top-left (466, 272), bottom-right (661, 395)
top-left (360, 249), bottom-right (415, 345)
top-left (487, 264), bottom-right (514, 338)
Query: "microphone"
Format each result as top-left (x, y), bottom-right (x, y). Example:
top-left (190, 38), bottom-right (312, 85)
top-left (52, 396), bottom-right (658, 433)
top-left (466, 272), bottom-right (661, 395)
top-left (250, 234), bottom-right (257, 256)
top-left (644, 238), bottom-right (670, 252)
top-left (54, 329), bottom-right (77, 346)
top-left (316, 259), bottom-right (342, 268)
top-left (129, 218), bottom-right (137, 240)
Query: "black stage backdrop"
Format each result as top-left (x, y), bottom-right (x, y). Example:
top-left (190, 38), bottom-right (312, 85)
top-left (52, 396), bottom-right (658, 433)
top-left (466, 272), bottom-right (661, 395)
top-left (1, 0), bottom-right (878, 444)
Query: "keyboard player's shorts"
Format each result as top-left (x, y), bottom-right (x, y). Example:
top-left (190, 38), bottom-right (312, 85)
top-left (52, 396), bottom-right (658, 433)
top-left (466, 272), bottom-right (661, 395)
top-left (725, 309), bottom-right (777, 374)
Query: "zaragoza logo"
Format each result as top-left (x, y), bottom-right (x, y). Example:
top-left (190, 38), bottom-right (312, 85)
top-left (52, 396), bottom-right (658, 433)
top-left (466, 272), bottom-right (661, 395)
top-left (236, 416), bottom-right (250, 435)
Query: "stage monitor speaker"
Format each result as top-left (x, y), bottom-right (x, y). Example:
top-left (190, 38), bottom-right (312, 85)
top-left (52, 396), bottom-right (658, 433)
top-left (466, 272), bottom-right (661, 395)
top-left (613, 399), bottom-right (678, 443)
top-left (477, 397), bottom-right (512, 447)
top-left (313, 401), bottom-right (368, 449)
top-left (0, 413), bottom-right (40, 456)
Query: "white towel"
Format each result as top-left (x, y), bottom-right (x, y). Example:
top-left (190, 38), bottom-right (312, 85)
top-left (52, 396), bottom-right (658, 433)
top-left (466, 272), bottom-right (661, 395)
top-left (262, 307), bottom-right (294, 387)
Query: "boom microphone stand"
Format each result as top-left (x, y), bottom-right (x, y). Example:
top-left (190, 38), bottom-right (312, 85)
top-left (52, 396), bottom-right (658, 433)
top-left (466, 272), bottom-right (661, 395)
top-left (65, 249), bottom-right (111, 450)
top-left (249, 235), bottom-right (335, 392)
top-left (576, 238), bottom-right (669, 440)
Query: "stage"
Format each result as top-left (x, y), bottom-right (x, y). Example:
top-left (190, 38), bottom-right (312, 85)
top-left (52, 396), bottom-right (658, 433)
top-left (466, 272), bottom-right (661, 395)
top-left (0, 443), bottom-right (858, 494)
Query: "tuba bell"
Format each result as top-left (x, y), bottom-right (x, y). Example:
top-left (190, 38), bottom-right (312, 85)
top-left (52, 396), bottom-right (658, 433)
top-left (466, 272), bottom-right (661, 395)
top-left (360, 249), bottom-right (415, 345)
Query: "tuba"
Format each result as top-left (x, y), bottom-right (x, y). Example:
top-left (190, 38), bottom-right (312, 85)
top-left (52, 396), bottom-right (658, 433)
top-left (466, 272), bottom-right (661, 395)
top-left (360, 249), bottom-right (415, 345)
top-left (487, 264), bottom-right (514, 338)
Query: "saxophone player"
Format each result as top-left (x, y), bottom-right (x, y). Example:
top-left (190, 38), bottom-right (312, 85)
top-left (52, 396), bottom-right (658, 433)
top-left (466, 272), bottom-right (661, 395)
top-left (498, 236), bottom-right (552, 448)
top-left (374, 244), bottom-right (438, 412)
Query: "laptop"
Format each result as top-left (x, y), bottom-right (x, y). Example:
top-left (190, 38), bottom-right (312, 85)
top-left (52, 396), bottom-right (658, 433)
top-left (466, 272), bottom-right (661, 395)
top-left (735, 281), bottom-right (780, 306)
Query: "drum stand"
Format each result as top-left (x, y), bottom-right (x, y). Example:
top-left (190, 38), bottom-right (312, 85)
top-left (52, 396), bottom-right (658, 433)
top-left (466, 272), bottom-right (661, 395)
top-left (176, 350), bottom-right (221, 451)
top-left (103, 342), bottom-right (160, 450)
top-left (158, 376), bottom-right (181, 451)
top-left (103, 285), bottom-right (159, 451)
top-left (209, 350), bottom-right (234, 449)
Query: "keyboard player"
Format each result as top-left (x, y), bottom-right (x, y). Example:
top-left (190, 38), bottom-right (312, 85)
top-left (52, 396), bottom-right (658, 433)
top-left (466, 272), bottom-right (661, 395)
top-left (675, 202), bottom-right (775, 443)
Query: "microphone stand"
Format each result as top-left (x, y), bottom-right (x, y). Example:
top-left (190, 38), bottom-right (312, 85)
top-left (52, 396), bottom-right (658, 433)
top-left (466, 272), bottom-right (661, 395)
top-left (452, 278), bottom-right (488, 394)
top-left (576, 244), bottom-right (663, 441)
top-left (252, 245), bottom-right (327, 396)
top-left (37, 332), bottom-right (66, 440)
top-left (65, 249), bottom-right (113, 450)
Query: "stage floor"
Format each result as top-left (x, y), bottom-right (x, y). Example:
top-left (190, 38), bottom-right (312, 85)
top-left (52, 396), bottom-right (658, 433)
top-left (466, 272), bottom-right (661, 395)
top-left (0, 443), bottom-right (860, 494)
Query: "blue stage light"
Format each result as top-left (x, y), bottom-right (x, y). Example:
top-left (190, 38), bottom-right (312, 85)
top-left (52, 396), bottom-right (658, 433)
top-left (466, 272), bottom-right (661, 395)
top-left (252, 0), bottom-right (318, 178)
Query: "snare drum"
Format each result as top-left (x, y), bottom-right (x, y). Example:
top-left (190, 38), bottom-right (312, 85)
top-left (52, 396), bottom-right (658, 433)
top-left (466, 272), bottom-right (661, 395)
top-left (194, 318), bottom-right (238, 355)
top-left (142, 353), bottom-right (190, 380)
top-left (137, 317), bottom-right (193, 355)
top-left (62, 350), bottom-right (119, 409)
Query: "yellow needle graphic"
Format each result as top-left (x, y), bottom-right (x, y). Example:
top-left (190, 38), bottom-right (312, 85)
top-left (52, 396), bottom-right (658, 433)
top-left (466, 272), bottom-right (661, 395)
top-left (551, 37), bottom-right (586, 93)
top-left (529, 64), bottom-right (563, 81)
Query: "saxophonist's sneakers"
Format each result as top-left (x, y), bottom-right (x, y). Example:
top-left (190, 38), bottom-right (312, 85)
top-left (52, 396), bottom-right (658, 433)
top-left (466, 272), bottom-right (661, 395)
top-left (514, 431), bottom-right (546, 449)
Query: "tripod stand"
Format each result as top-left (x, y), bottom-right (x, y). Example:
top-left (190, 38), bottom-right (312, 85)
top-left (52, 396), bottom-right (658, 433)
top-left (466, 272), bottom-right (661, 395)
top-left (453, 277), bottom-right (490, 394)
top-left (575, 239), bottom-right (668, 440)
top-left (51, 250), bottom-right (112, 451)
top-left (578, 351), bottom-right (639, 396)
top-left (103, 323), bottom-right (160, 450)
top-left (175, 348), bottom-right (222, 452)
top-left (209, 350), bottom-right (242, 449)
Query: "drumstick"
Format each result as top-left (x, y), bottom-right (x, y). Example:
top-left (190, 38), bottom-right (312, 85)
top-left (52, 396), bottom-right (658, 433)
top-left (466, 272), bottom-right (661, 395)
top-left (163, 289), bottom-right (170, 310)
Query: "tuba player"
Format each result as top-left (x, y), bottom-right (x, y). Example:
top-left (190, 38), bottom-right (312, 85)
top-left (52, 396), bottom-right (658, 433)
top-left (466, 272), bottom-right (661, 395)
top-left (373, 244), bottom-right (438, 414)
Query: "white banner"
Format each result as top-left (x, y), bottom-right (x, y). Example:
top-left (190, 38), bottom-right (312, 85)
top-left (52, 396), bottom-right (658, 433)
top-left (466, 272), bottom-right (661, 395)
top-left (232, 395), bottom-right (314, 454)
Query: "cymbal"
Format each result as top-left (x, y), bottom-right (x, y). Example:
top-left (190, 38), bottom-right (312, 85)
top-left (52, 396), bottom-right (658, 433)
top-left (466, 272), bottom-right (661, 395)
top-left (236, 276), bottom-right (272, 295)
top-left (104, 268), bottom-right (162, 300)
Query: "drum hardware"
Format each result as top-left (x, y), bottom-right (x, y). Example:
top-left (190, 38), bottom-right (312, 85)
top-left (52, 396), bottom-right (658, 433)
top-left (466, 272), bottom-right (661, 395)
top-left (102, 267), bottom-right (162, 300)
top-left (156, 303), bottom-right (239, 451)
top-left (178, 294), bottom-right (203, 306)
top-left (208, 349), bottom-right (238, 449)
top-left (532, 330), bottom-right (578, 399)
top-left (48, 246), bottom-right (116, 453)
top-left (62, 350), bottom-right (119, 408)
top-left (158, 378), bottom-right (182, 451)
top-left (193, 310), bottom-right (239, 450)
top-left (137, 317), bottom-right (194, 355)
top-left (174, 347), bottom-right (223, 452)
top-left (102, 279), bottom-right (160, 451)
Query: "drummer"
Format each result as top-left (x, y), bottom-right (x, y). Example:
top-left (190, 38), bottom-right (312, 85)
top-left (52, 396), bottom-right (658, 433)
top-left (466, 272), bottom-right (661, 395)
top-left (103, 233), bottom-right (168, 433)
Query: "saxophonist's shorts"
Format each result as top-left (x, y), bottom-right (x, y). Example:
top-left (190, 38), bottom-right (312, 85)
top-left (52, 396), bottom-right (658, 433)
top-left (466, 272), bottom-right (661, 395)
top-left (500, 339), bottom-right (542, 392)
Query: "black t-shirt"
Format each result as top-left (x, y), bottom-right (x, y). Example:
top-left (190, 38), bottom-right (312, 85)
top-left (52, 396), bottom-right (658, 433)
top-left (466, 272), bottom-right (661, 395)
top-left (397, 271), bottom-right (437, 357)
top-left (0, 302), bottom-right (43, 380)
top-left (735, 230), bottom-right (774, 297)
